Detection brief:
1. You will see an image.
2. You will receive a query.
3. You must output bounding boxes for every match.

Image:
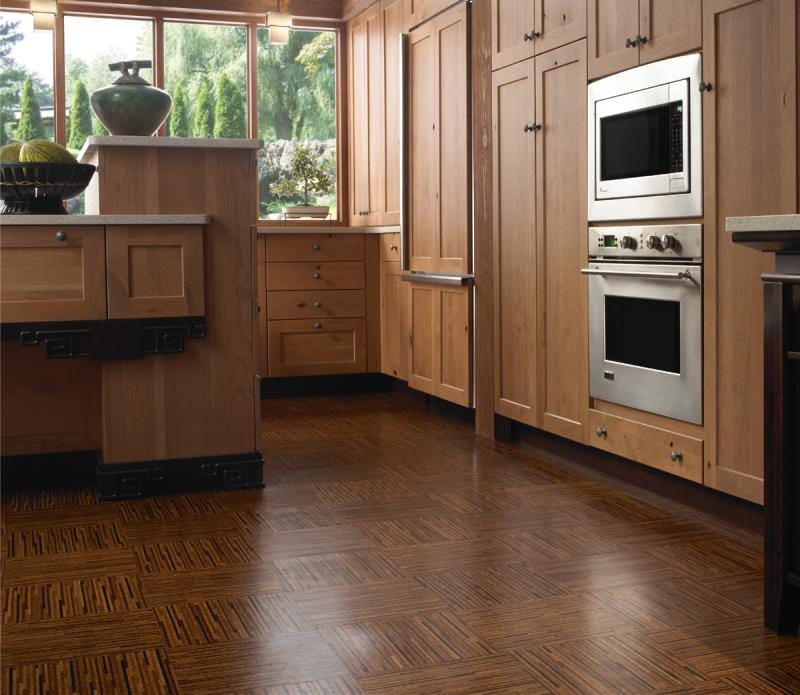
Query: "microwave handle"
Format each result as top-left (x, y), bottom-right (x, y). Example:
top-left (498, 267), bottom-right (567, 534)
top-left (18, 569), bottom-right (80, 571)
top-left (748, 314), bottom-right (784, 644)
top-left (580, 268), bottom-right (697, 282)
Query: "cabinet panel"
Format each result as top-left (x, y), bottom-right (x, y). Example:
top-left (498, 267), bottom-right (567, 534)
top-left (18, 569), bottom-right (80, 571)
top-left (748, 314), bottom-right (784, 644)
top-left (0, 226), bottom-right (106, 323)
top-left (588, 0), bottom-right (639, 79)
top-left (437, 5), bottom-right (470, 274)
top-left (349, 16), bottom-right (370, 222)
top-left (383, 0), bottom-right (404, 223)
top-left (266, 262), bottom-right (365, 291)
top-left (535, 41), bottom-right (588, 443)
top-left (106, 225), bottom-right (205, 319)
top-left (408, 282), bottom-right (436, 391)
top-left (366, 4), bottom-right (387, 224)
top-left (265, 234), bottom-right (365, 262)
top-left (492, 60), bottom-right (538, 425)
top-left (380, 261), bottom-right (410, 379)
top-left (408, 24), bottom-right (437, 271)
top-left (492, 0), bottom-right (536, 71)
top-left (267, 290), bottom-right (366, 320)
top-left (380, 232), bottom-right (402, 262)
top-left (534, 0), bottom-right (587, 56)
top-left (703, 0), bottom-right (796, 504)
top-left (437, 285), bottom-right (471, 406)
top-left (408, 0), bottom-right (460, 27)
top-left (268, 318), bottom-right (367, 377)
top-left (639, 0), bottom-right (701, 64)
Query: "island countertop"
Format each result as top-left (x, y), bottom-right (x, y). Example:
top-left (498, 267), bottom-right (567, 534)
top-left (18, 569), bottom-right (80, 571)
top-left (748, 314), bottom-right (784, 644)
top-left (255, 225), bottom-right (400, 235)
top-left (1, 214), bottom-right (210, 226)
top-left (727, 214), bottom-right (800, 256)
top-left (726, 214), bottom-right (800, 233)
top-left (78, 135), bottom-right (263, 163)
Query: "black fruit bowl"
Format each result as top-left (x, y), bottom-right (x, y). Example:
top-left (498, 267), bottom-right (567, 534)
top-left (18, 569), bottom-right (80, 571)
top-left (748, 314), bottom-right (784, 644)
top-left (0, 162), bottom-right (96, 215)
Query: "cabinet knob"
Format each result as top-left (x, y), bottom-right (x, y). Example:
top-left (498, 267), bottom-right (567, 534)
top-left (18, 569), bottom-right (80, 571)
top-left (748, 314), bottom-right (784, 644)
top-left (313, 322), bottom-right (322, 330)
top-left (524, 123), bottom-right (542, 133)
top-left (596, 426), bottom-right (608, 438)
top-left (625, 36), bottom-right (635, 48)
top-left (390, 244), bottom-right (398, 251)
top-left (699, 81), bottom-right (713, 93)
top-left (670, 450), bottom-right (684, 462)
top-left (312, 272), bottom-right (321, 280)
top-left (625, 35), bottom-right (647, 47)
top-left (296, 301), bottom-right (306, 308)
top-left (523, 30), bottom-right (540, 41)
top-left (313, 300), bottom-right (322, 308)
top-left (312, 243), bottom-right (321, 251)
top-left (55, 230), bottom-right (67, 241)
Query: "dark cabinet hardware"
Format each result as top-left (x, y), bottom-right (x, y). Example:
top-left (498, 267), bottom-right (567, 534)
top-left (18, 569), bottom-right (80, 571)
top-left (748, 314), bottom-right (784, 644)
top-left (625, 35), bottom-right (648, 48)
top-left (55, 230), bottom-right (67, 241)
top-left (524, 123), bottom-right (542, 133)
top-left (699, 81), bottom-right (713, 92)
top-left (523, 30), bottom-right (540, 41)
top-left (312, 243), bottom-right (321, 251)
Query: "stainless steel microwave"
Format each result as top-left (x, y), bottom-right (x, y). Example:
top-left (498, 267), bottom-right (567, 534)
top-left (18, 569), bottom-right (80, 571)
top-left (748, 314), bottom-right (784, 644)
top-left (588, 54), bottom-right (702, 221)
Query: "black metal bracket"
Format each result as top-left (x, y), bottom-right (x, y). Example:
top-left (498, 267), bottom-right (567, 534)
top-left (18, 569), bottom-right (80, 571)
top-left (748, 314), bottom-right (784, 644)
top-left (2, 317), bottom-right (206, 360)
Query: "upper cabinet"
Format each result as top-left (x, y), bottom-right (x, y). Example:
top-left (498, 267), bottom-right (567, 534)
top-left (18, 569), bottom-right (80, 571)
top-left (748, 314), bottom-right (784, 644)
top-left (588, 0), bottom-right (701, 79)
top-left (408, 0), bottom-right (461, 28)
top-left (492, 0), bottom-right (587, 71)
top-left (407, 3), bottom-right (469, 274)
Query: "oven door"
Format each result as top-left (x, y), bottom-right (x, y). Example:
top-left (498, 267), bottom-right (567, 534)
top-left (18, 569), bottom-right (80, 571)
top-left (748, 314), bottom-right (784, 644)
top-left (584, 262), bottom-right (702, 424)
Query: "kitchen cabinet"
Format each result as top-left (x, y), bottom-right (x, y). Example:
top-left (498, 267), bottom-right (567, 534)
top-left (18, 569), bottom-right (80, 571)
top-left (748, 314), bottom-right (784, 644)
top-left (408, 0), bottom-right (460, 28)
top-left (588, 0), bottom-right (701, 79)
top-left (407, 3), bottom-right (469, 275)
top-left (380, 258), bottom-right (410, 379)
top-left (702, 0), bottom-right (797, 504)
top-left (0, 226), bottom-right (106, 323)
top-left (492, 0), bottom-right (587, 71)
top-left (347, 0), bottom-right (403, 227)
top-left (408, 279), bottom-right (472, 406)
top-left (491, 41), bottom-right (588, 438)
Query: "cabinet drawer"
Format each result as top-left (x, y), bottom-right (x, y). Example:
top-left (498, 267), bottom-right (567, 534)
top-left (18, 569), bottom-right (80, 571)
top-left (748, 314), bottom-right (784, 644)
top-left (268, 318), bottom-right (367, 377)
top-left (267, 262), bottom-right (365, 291)
top-left (588, 409), bottom-right (703, 484)
top-left (267, 290), bottom-right (366, 320)
top-left (265, 234), bottom-right (365, 262)
top-left (106, 225), bottom-right (205, 319)
top-left (0, 226), bottom-right (106, 322)
top-left (380, 233), bottom-right (401, 262)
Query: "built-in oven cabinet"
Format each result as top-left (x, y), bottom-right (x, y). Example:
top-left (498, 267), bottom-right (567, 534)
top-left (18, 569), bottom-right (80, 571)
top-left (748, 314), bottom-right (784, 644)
top-left (492, 42), bottom-right (589, 440)
top-left (491, 0), bottom-right (587, 71)
top-left (701, 0), bottom-right (797, 505)
top-left (588, 0), bottom-right (701, 80)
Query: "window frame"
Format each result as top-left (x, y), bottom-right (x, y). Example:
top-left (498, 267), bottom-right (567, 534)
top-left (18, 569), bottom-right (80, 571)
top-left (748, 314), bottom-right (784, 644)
top-left (1, 1), bottom-right (345, 224)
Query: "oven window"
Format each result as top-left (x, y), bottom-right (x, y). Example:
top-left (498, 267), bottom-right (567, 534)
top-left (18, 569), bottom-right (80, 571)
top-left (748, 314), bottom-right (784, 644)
top-left (600, 101), bottom-right (682, 181)
top-left (605, 296), bottom-right (680, 373)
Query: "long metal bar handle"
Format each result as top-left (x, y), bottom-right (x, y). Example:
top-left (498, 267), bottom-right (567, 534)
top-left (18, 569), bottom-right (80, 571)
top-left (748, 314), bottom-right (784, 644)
top-left (399, 33), bottom-right (410, 271)
top-left (580, 268), bottom-right (697, 281)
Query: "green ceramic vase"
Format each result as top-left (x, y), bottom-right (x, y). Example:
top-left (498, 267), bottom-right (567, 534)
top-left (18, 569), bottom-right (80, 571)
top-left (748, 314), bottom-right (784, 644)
top-left (91, 60), bottom-right (172, 137)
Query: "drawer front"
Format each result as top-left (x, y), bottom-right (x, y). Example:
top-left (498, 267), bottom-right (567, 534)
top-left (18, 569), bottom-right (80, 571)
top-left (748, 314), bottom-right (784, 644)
top-left (588, 409), bottom-right (703, 484)
top-left (265, 234), bottom-right (365, 262)
top-left (0, 226), bottom-right (106, 322)
top-left (267, 262), bottom-right (365, 291)
top-left (267, 290), bottom-right (366, 320)
top-left (268, 318), bottom-right (367, 377)
top-left (380, 233), bottom-right (401, 262)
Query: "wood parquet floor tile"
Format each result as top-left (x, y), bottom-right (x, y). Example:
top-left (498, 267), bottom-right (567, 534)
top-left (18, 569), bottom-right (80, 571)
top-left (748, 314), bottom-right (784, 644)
top-left (2, 392), bottom-right (795, 693)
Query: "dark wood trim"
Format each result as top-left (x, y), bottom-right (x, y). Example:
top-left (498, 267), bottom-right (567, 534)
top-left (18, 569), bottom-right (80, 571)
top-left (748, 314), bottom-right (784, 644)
top-left (496, 415), bottom-right (764, 535)
top-left (95, 451), bottom-right (264, 500)
top-left (261, 373), bottom-right (392, 398)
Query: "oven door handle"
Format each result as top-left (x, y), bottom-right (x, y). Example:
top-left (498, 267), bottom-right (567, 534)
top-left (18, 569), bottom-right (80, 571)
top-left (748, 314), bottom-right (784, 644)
top-left (580, 268), bottom-right (698, 282)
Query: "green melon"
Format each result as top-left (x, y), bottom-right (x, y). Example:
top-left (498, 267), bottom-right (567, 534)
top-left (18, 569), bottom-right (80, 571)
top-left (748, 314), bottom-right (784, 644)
top-left (0, 142), bottom-right (22, 163)
top-left (19, 140), bottom-right (77, 164)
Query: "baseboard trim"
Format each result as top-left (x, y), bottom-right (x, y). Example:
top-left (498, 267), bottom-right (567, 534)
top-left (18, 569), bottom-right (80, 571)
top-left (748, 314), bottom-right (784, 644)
top-left (95, 451), bottom-right (264, 501)
top-left (1, 451), bottom-right (97, 492)
top-left (496, 415), bottom-right (763, 534)
top-left (261, 373), bottom-right (391, 398)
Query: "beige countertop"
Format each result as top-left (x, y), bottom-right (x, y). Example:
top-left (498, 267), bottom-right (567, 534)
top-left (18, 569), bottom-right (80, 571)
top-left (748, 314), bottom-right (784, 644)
top-left (78, 135), bottom-right (263, 163)
top-left (1, 214), bottom-right (210, 226)
top-left (726, 214), bottom-right (800, 233)
top-left (256, 225), bottom-right (400, 235)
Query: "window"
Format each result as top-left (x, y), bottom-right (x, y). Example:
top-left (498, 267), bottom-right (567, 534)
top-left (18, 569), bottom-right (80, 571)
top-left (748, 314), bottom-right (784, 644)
top-left (163, 22), bottom-right (248, 139)
top-left (64, 15), bottom-right (153, 153)
top-left (257, 28), bottom-right (337, 220)
top-left (0, 12), bottom-right (55, 144)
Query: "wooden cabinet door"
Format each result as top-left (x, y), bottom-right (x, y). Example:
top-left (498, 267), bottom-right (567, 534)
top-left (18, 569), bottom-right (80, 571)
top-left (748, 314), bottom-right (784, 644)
top-left (436, 3), bottom-right (470, 275)
top-left (534, 0), bottom-right (588, 56)
top-left (535, 40), bottom-right (588, 443)
top-left (407, 21), bottom-right (437, 271)
top-left (349, 14), bottom-right (370, 224)
top-left (380, 261), bottom-right (410, 379)
top-left (106, 225), bottom-right (205, 319)
top-left (408, 281), bottom-right (436, 393)
top-left (408, 0), bottom-right (460, 28)
top-left (492, 60), bottom-right (538, 426)
top-left (703, 0), bottom-right (797, 504)
top-left (382, 0), bottom-right (404, 224)
top-left (268, 318), bottom-right (367, 377)
top-left (492, 0), bottom-right (536, 71)
top-left (639, 0), bottom-right (701, 65)
top-left (588, 0), bottom-right (639, 79)
top-left (436, 284), bottom-right (472, 406)
top-left (0, 226), bottom-right (105, 323)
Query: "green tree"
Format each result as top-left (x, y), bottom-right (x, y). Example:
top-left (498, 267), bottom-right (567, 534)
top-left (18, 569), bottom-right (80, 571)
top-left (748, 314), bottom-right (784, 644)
top-left (213, 74), bottom-right (246, 138)
top-left (16, 76), bottom-right (45, 141)
top-left (193, 77), bottom-right (215, 138)
top-left (67, 80), bottom-right (92, 150)
top-left (168, 82), bottom-right (190, 137)
top-left (0, 19), bottom-right (24, 144)
top-left (93, 117), bottom-right (109, 136)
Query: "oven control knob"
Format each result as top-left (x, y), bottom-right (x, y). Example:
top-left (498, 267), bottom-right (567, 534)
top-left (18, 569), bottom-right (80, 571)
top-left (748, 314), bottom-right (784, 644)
top-left (660, 234), bottom-right (677, 250)
top-left (646, 235), bottom-right (662, 250)
top-left (618, 235), bottom-right (636, 250)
